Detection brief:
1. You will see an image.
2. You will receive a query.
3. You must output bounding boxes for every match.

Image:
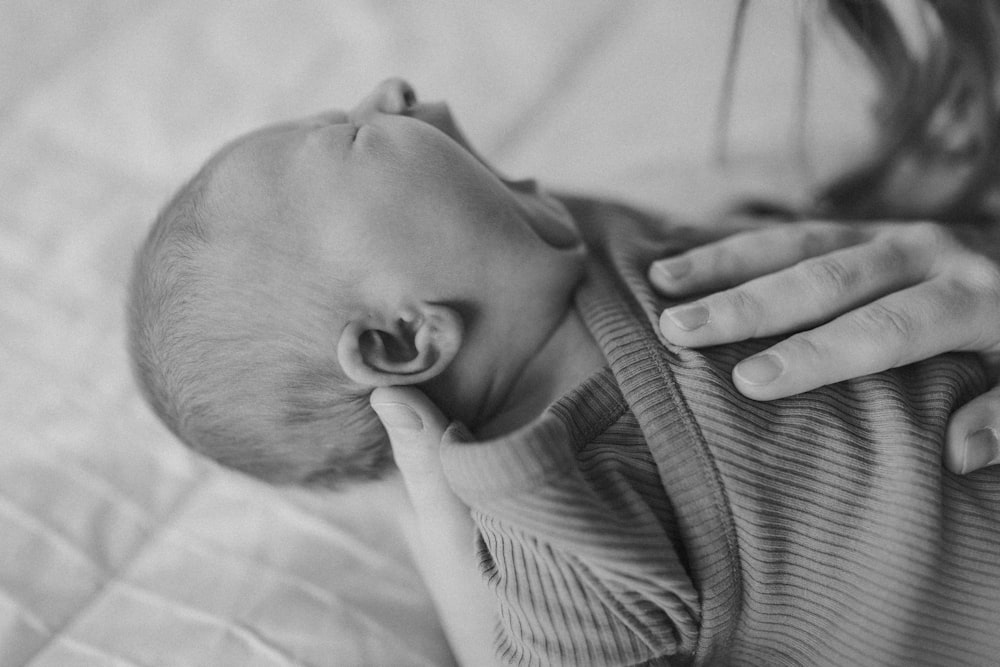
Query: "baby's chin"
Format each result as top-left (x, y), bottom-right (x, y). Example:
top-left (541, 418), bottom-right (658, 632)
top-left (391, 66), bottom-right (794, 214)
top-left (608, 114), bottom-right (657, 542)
top-left (511, 185), bottom-right (582, 250)
top-left (414, 101), bottom-right (579, 246)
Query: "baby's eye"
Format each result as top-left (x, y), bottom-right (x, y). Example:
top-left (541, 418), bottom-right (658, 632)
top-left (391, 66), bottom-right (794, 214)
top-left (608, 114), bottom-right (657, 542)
top-left (304, 111), bottom-right (350, 128)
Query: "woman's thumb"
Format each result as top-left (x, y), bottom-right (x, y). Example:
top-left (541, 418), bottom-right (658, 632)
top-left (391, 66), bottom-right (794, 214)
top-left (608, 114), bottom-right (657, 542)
top-left (370, 386), bottom-right (450, 477)
top-left (945, 383), bottom-right (1000, 474)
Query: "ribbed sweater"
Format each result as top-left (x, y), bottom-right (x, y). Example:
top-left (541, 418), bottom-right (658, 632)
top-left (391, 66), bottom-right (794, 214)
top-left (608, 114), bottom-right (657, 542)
top-left (440, 198), bottom-right (1000, 666)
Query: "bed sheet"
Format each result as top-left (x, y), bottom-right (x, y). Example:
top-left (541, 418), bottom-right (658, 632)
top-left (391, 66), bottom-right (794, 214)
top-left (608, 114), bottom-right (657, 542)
top-left (1, 2), bottom-right (876, 665)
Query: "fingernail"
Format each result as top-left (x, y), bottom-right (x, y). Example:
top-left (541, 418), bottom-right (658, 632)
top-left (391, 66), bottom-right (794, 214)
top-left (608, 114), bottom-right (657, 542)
top-left (655, 257), bottom-right (691, 281)
top-left (664, 303), bottom-right (709, 331)
top-left (961, 427), bottom-right (1000, 474)
top-left (734, 353), bottom-right (784, 386)
top-left (445, 421), bottom-right (474, 442)
top-left (371, 402), bottom-right (423, 430)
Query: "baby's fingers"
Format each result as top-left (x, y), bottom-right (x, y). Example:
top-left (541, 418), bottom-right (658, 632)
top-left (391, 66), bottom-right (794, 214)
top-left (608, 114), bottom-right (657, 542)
top-left (650, 221), bottom-right (866, 297)
top-left (945, 384), bottom-right (1000, 474)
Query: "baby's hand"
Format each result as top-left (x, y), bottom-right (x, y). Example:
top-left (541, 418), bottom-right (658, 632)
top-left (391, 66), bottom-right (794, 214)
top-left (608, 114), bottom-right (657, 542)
top-left (371, 387), bottom-right (498, 666)
top-left (650, 219), bottom-right (1000, 475)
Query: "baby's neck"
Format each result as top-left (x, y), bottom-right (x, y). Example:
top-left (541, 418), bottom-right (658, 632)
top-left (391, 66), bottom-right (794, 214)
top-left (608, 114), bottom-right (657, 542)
top-left (474, 306), bottom-right (606, 440)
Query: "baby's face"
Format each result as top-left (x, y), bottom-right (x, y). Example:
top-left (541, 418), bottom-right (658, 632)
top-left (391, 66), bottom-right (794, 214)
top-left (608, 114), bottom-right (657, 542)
top-left (211, 80), bottom-right (583, 302)
top-left (204, 78), bottom-right (587, 355)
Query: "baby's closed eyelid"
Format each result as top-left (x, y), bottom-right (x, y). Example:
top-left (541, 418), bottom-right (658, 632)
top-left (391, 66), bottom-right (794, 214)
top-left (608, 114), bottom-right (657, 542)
top-left (301, 110), bottom-right (350, 128)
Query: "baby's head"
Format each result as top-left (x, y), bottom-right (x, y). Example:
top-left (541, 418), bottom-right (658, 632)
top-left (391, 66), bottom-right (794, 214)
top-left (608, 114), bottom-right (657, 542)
top-left (128, 79), bottom-right (586, 487)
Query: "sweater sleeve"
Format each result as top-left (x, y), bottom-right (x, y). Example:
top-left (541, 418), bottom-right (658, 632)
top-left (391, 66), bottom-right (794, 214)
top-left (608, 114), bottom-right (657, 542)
top-left (441, 416), bottom-right (700, 666)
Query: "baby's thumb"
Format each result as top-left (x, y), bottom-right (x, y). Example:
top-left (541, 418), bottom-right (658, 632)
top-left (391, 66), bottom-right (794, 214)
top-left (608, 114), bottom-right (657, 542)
top-left (945, 383), bottom-right (1000, 474)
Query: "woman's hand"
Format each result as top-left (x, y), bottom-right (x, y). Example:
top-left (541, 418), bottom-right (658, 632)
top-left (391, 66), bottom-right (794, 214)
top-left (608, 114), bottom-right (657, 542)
top-left (370, 387), bottom-right (498, 667)
top-left (650, 219), bottom-right (1000, 474)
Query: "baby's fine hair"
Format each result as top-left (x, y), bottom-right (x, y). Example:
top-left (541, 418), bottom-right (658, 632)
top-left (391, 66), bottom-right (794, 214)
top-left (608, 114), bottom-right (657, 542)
top-left (127, 158), bottom-right (392, 487)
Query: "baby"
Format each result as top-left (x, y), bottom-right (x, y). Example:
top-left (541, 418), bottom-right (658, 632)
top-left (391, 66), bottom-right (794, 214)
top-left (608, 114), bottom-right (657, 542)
top-left (129, 78), bottom-right (600, 486)
top-left (130, 79), bottom-right (1000, 665)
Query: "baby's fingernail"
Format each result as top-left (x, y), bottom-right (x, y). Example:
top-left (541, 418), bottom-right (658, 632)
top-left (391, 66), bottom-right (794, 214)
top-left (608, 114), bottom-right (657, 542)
top-left (735, 353), bottom-right (784, 386)
top-left (962, 427), bottom-right (1000, 474)
top-left (664, 302), bottom-right (709, 331)
top-left (371, 402), bottom-right (423, 431)
top-left (655, 257), bottom-right (691, 281)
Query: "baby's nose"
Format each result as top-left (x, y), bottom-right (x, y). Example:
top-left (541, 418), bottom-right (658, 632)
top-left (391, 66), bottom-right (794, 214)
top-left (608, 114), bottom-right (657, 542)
top-left (350, 78), bottom-right (417, 122)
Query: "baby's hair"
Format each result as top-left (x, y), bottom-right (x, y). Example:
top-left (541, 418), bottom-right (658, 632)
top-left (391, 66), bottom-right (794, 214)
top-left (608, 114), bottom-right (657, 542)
top-left (127, 155), bottom-right (392, 488)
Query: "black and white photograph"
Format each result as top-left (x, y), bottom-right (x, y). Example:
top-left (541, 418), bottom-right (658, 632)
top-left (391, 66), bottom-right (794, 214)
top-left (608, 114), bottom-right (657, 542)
top-left (4, 2), bottom-right (1000, 665)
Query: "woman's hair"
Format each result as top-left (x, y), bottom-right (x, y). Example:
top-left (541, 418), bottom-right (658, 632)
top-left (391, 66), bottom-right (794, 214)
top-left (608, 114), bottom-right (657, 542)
top-left (127, 163), bottom-right (393, 489)
top-left (723, 0), bottom-right (1000, 222)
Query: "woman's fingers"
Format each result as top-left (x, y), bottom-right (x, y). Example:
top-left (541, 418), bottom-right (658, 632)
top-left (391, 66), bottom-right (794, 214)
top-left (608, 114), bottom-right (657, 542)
top-left (727, 277), bottom-right (993, 398)
top-left (370, 387), bottom-right (499, 666)
top-left (370, 385), bottom-right (470, 537)
top-left (370, 386), bottom-right (453, 507)
top-left (650, 221), bottom-right (868, 296)
top-left (945, 383), bottom-right (1000, 474)
top-left (653, 216), bottom-right (1000, 477)
top-left (658, 233), bottom-right (928, 346)
top-left (652, 216), bottom-right (1000, 478)
top-left (654, 220), bottom-right (1000, 402)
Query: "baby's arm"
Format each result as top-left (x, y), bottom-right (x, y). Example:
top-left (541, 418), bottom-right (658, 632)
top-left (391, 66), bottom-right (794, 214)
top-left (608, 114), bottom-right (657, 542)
top-left (371, 388), bottom-right (499, 667)
top-left (440, 418), bottom-right (700, 665)
top-left (373, 387), bottom-right (699, 666)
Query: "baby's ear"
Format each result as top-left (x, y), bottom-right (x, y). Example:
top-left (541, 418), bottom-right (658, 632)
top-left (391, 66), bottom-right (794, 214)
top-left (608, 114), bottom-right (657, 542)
top-left (337, 303), bottom-right (463, 387)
